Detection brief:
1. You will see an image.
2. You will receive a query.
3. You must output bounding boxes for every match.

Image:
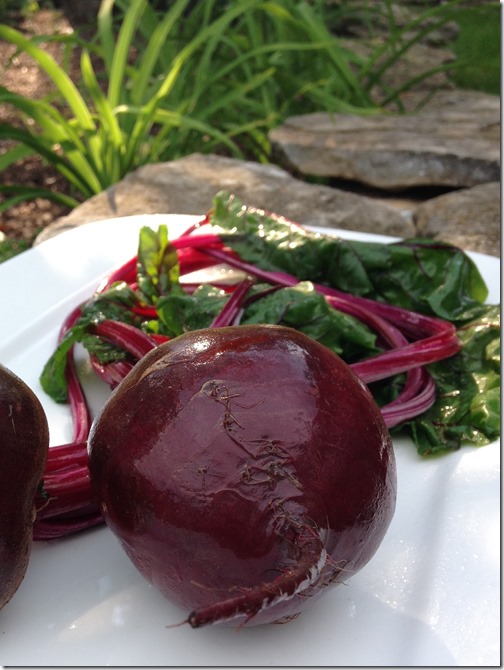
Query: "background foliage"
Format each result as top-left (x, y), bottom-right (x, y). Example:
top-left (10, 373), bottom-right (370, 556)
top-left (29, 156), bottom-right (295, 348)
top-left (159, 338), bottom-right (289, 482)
top-left (0, 0), bottom-right (500, 260)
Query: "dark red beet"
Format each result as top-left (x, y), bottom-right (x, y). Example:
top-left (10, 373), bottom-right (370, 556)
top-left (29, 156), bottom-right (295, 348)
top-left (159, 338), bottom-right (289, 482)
top-left (0, 364), bottom-right (49, 611)
top-left (88, 325), bottom-right (396, 627)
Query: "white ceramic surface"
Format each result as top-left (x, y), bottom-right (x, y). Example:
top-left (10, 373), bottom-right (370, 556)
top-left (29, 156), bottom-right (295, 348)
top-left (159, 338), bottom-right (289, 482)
top-left (0, 215), bottom-right (500, 666)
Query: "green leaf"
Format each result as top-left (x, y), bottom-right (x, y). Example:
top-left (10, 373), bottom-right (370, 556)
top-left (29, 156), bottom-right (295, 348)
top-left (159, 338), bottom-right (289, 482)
top-left (0, 137), bottom-right (34, 170)
top-left (400, 305), bottom-right (500, 454)
top-left (97, 0), bottom-right (117, 73)
top-left (80, 48), bottom-right (123, 180)
top-left (0, 123), bottom-right (96, 196)
top-left (40, 281), bottom-right (148, 401)
top-left (136, 225), bottom-right (182, 304)
top-left (40, 325), bottom-right (85, 403)
top-left (107, 0), bottom-right (147, 107)
top-left (150, 108), bottom-right (242, 158)
top-left (156, 284), bottom-right (228, 337)
top-left (208, 191), bottom-right (499, 453)
top-left (242, 281), bottom-right (379, 361)
top-left (296, 0), bottom-right (369, 104)
top-left (209, 192), bottom-right (490, 323)
top-left (0, 185), bottom-right (79, 212)
top-left (130, 0), bottom-right (192, 104)
top-left (0, 85), bottom-right (87, 151)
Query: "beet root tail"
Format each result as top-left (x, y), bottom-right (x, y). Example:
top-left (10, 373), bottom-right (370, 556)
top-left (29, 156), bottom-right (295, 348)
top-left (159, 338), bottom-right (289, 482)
top-left (186, 533), bottom-right (327, 628)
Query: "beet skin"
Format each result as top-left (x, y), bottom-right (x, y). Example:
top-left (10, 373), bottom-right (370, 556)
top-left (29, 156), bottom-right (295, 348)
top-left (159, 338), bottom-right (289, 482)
top-left (88, 325), bottom-right (396, 627)
top-left (0, 364), bottom-right (49, 611)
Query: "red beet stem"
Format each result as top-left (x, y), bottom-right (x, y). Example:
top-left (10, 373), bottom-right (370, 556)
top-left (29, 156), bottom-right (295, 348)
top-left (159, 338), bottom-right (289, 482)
top-left (65, 349), bottom-right (91, 443)
top-left (36, 464), bottom-right (95, 520)
top-left (96, 256), bottom-right (137, 292)
top-left (89, 356), bottom-right (135, 388)
top-left (381, 368), bottom-right (436, 428)
top-left (33, 512), bottom-right (103, 541)
top-left (91, 320), bottom-right (158, 359)
top-left (44, 440), bottom-right (88, 473)
top-left (209, 277), bottom-right (255, 328)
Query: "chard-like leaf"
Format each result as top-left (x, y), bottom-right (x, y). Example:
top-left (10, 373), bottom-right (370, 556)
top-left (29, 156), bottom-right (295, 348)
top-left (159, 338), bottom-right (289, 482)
top-left (209, 192), bottom-right (490, 324)
top-left (242, 281), bottom-right (379, 361)
top-left (156, 285), bottom-right (228, 337)
top-left (40, 325), bottom-right (86, 404)
top-left (209, 192), bottom-right (500, 453)
top-left (40, 282), bottom-right (143, 402)
top-left (402, 305), bottom-right (500, 454)
top-left (136, 225), bottom-right (182, 304)
top-left (79, 282), bottom-right (142, 326)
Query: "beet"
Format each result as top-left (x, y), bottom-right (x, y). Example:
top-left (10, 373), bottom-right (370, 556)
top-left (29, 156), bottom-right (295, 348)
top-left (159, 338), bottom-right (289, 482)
top-left (88, 325), bottom-right (396, 627)
top-left (0, 364), bottom-right (49, 611)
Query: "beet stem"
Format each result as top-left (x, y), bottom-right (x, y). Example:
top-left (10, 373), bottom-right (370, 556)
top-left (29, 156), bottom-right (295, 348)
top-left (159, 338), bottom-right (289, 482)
top-left (91, 319), bottom-right (158, 360)
top-left (89, 355), bottom-right (135, 388)
top-left (209, 277), bottom-right (255, 328)
top-left (33, 512), bottom-right (103, 541)
top-left (44, 440), bottom-right (88, 472)
top-left (381, 368), bottom-right (436, 428)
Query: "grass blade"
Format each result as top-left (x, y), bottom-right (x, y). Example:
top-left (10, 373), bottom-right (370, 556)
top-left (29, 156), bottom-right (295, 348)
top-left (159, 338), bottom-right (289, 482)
top-left (80, 49), bottom-right (124, 180)
top-left (0, 25), bottom-right (95, 131)
top-left (0, 85), bottom-right (88, 152)
top-left (0, 89), bottom-right (104, 193)
top-left (97, 0), bottom-right (116, 72)
top-left (0, 140), bottom-right (34, 170)
top-left (0, 185), bottom-right (79, 211)
top-left (150, 108), bottom-right (242, 158)
top-left (295, 1), bottom-right (370, 105)
top-left (0, 124), bottom-right (95, 196)
top-left (130, 0), bottom-right (192, 104)
top-left (107, 0), bottom-right (147, 107)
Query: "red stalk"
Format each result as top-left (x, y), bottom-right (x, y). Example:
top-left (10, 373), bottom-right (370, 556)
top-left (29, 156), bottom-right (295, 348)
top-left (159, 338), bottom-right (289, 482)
top-left (209, 277), bottom-right (255, 328)
top-left (91, 320), bottom-right (158, 359)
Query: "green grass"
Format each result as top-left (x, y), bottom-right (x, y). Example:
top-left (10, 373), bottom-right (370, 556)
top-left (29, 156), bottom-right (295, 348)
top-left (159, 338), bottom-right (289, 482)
top-left (441, 3), bottom-right (500, 95)
top-left (0, 235), bottom-right (31, 262)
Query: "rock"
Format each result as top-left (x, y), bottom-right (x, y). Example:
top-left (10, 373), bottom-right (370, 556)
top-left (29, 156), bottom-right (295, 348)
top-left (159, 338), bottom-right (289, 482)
top-left (269, 90), bottom-right (500, 190)
top-left (35, 153), bottom-right (412, 244)
top-left (414, 182), bottom-right (500, 256)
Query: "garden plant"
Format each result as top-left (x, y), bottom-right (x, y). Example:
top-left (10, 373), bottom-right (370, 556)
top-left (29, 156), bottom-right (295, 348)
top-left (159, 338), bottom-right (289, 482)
top-left (0, 0), bottom-right (471, 223)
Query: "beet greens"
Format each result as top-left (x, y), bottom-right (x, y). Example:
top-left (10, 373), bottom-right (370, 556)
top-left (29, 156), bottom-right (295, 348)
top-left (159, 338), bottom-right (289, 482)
top-left (35, 191), bottom-right (500, 540)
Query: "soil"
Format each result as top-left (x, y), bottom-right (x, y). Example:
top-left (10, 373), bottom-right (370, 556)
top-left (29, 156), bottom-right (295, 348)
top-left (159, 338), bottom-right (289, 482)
top-left (0, 6), bottom-right (99, 244)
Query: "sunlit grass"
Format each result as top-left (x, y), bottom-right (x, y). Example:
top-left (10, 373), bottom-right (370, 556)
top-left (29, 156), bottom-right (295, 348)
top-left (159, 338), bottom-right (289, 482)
top-left (441, 3), bottom-right (500, 95)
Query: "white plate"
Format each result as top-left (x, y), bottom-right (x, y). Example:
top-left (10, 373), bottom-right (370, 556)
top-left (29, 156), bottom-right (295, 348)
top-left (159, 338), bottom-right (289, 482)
top-left (0, 215), bottom-right (500, 667)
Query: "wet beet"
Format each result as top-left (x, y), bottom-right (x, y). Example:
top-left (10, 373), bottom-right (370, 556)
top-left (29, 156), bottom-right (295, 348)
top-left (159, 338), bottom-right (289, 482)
top-left (0, 364), bottom-right (49, 611)
top-left (88, 325), bottom-right (396, 627)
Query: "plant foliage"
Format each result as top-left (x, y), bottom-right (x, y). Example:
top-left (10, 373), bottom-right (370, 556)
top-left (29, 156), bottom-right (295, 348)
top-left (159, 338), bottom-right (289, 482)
top-left (0, 0), bottom-right (470, 217)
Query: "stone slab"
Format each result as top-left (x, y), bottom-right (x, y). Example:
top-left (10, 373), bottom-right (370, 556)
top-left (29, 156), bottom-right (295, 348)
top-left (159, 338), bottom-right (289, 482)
top-left (414, 181), bottom-right (501, 255)
top-left (35, 153), bottom-right (500, 257)
top-left (269, 90), bottom-right (500, 190)
top-left (35, 153), bottom-right (412, 244)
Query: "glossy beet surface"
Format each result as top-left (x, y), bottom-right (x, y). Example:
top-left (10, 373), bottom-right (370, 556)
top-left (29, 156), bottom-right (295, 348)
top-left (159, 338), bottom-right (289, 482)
top-left (88, 325), bottom-right (396, 627)
top-left (0, 364), bottom-right (49, 611)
